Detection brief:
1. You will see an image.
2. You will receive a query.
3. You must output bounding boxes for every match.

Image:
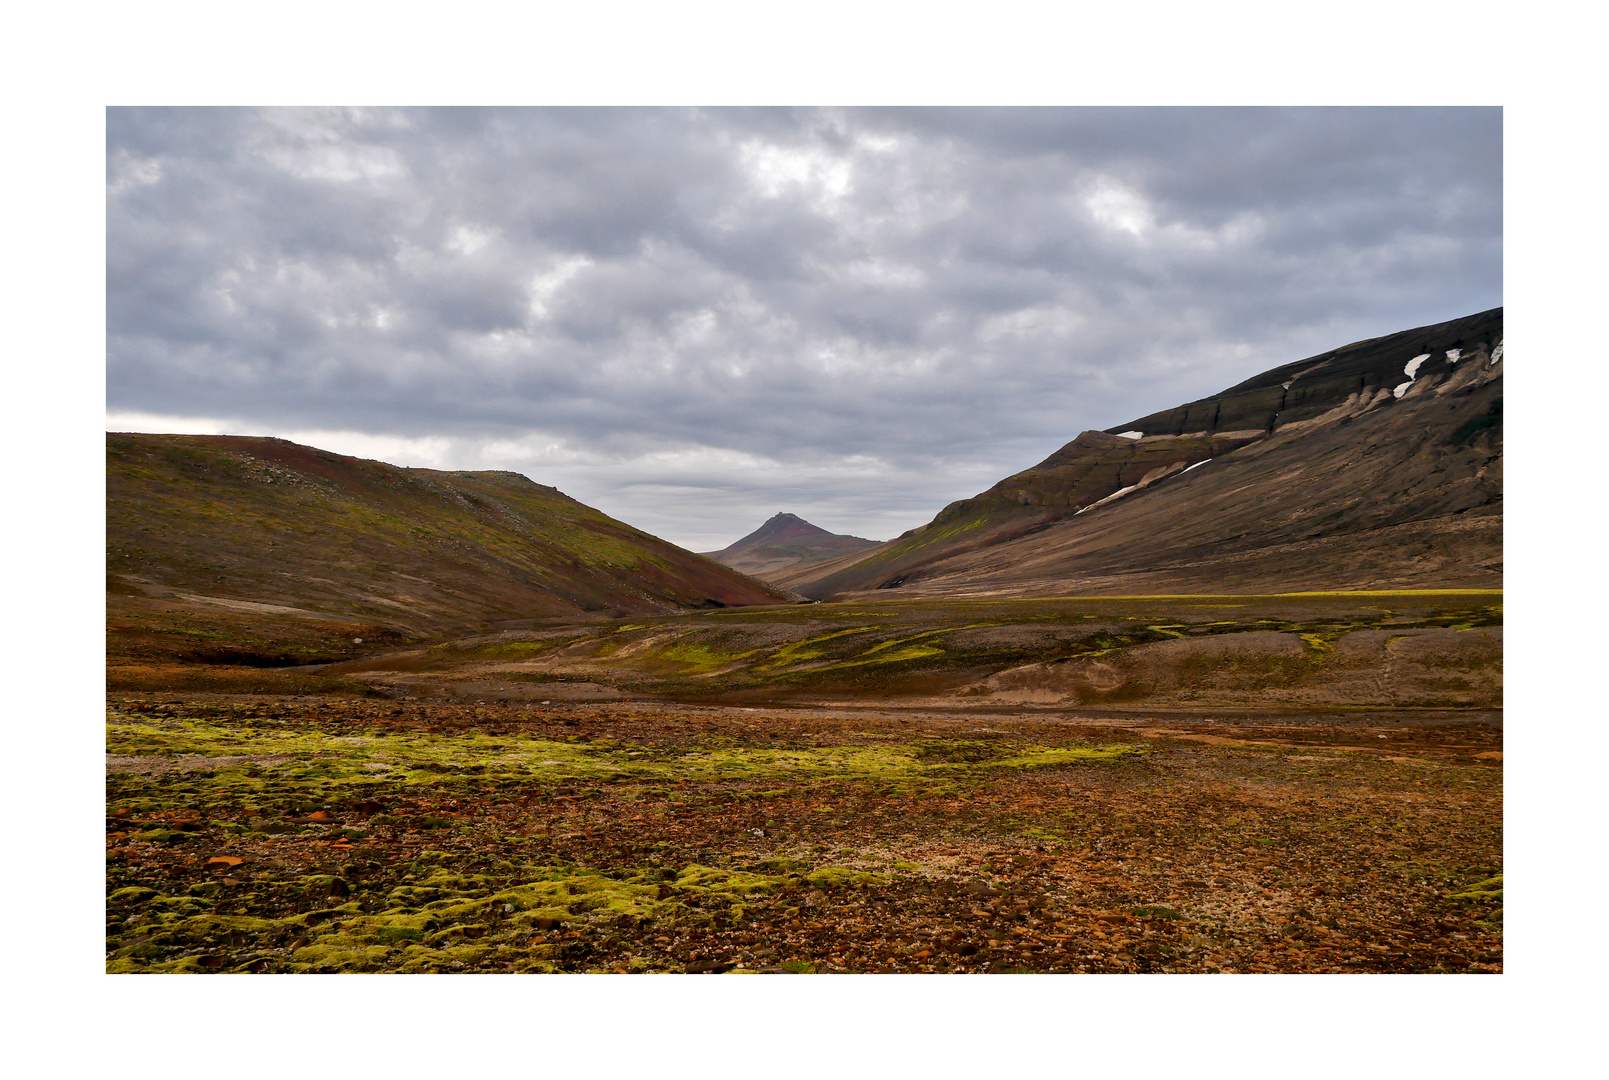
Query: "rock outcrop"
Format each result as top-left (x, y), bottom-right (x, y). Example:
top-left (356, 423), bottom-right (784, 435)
top-left (789, 307), bottom-right (1503, 598)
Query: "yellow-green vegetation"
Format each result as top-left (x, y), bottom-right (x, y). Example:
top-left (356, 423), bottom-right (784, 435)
top-left (107, 858), bottom-right (885, 974)
top-left (1449, 874), bottom-right (1503, 927)
top-left (756, 627), bottom-right (878, 671)
top-left (106, 702), bottom-right (1148, 974)
top-left (1298, 633), bottom-right (1339, 662)
top-left (106, 711), bottom-right (1141, 793)
top-left (353, 591), bottom-right (1501, 707)
top-left (106, 695), bottom-right (1503, 974)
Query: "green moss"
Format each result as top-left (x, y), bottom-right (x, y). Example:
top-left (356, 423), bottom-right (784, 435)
top-left (1132, 905), bottom-right (1183, 919)
top-left (107, 712), bottom-right (1146, 793)
top-left (290, 940), bottom-right (393, 971)
top-left (105, 700), bottom-right (1164, 973)
top-left (105, 957), bottom-right (150, 974)
top-left (857, 624), bottom-right (987, 657)
top-left (836, 643), bottom-right (945, 667)
top-left (1449, 874), bottom-right (1503, 904)
top-left (993, 747), bottom-right (1142, 770)
top-left (676, 864), bottom-right (791, 894)
top-left (804, 867), bottom-right (887, 889)
top-left (1298, 633), bottom-right (1338, 661)
top-left (656, 642), bottom-right (756, 671)
top-left (756, 627), bottom-right (877, 671)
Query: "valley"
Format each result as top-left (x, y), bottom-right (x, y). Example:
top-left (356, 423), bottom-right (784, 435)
top-left (105, 311), bottom-right (1503, 975)
top-left (331, 590), bottom-right (1502, 712)
top-left (105, 588), bottom-right (1502, 974)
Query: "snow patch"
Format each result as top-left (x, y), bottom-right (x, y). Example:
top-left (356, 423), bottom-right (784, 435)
top-left (1181, 458), bottom-right (1210, 474)
top-left (1074, 484), bottom-right (1138, 515)
top-left (1393, 353), bottom-right (1432, 399)
top-left (1114, 431), bottom-right (1143, 440)
top-left (1444, 348), bottom-right (1461, 365)
top-left (1490, 341), bottom-right (1503, 366)
top-left (1281, 381), bottom-right (1293, 390)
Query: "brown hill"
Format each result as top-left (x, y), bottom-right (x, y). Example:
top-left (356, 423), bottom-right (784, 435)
top-left (701, 512), bottom-right (880, 581)
top-left (107, 433), bottom-right (790, 679)
top-left (791, 308), bottom-right (1503, 599)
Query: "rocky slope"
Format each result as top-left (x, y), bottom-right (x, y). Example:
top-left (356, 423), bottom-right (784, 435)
top-left (107, 434), bottom-right (790, 670)
top-left (791, 308), bottom-right (1502, 599)
top-left (701, 512), bottom-right (880, 581)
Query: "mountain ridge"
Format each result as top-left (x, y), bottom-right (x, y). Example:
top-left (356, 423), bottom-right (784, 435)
top-left (781, 308), bottom-right (1502, 599)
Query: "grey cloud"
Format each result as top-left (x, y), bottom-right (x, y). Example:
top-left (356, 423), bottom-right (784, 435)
top-left (107, 106), bottom-right (1501, 549)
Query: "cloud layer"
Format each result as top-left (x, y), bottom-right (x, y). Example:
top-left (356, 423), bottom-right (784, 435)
top-left (107, 107), bottom-right (1502, 549)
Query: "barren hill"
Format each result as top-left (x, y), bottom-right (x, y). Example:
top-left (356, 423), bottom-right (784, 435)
top-left (791, 308), bottom-right (1503, 599)
top-left (701, 512), bottom-right (879, 580)
top-left (107, 433), bottom-right (789, 674)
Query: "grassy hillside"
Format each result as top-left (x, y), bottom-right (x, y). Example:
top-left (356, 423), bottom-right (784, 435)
top-left (107, 433), bottom-right (789, 686)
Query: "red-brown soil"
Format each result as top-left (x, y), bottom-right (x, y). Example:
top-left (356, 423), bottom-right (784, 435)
top-left (105, 695), bottom-right (1502, 974)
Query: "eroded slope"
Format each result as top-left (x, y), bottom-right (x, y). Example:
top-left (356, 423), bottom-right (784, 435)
top-left (792, 309), bottom-right (1502, 598)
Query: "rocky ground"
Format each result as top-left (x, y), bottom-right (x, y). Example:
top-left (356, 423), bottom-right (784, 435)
top-left (106, 695), bottom-right (1502, 974)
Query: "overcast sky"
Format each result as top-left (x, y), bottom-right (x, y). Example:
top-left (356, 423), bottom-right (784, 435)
top-left (107, 107), bottom-right (1501, 551)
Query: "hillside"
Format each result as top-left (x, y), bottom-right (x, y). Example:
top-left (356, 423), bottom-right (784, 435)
top-left (107, 433), bottom-right (790, 678)
top-left (701, 512), bottom-right (880, 580)
top-left (791, 308), bottom-right (1503, 599)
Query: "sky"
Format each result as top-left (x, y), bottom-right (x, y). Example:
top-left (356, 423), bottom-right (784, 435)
top-left (106, 106), bottom-right (1502, 551)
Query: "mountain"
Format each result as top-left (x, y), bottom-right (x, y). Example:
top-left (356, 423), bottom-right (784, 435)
top-left (107, 433), bottom-right (790, 672)
top-left (701, 512), bottom-right (880, 581)
top-left (790, 307), bottom-right (1503, 599)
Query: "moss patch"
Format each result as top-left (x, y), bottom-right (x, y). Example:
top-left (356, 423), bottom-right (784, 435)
top-left (106, 694), bottom-right (1503, 974)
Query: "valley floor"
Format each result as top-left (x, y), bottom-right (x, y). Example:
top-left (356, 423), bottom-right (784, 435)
top-left (106, 695), bottom-right (1502, 974)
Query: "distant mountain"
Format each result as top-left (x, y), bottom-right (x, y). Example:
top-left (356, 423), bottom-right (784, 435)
top-left (789, 307), bottom-right (1503, 598)
top-left (107, 433), bottom-right (790, 669)
top-left (701, 512), bottom-right (881, 581)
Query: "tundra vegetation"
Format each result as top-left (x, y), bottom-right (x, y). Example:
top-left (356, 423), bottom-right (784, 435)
top-left (106, 591), bottom-right (1502, 974)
